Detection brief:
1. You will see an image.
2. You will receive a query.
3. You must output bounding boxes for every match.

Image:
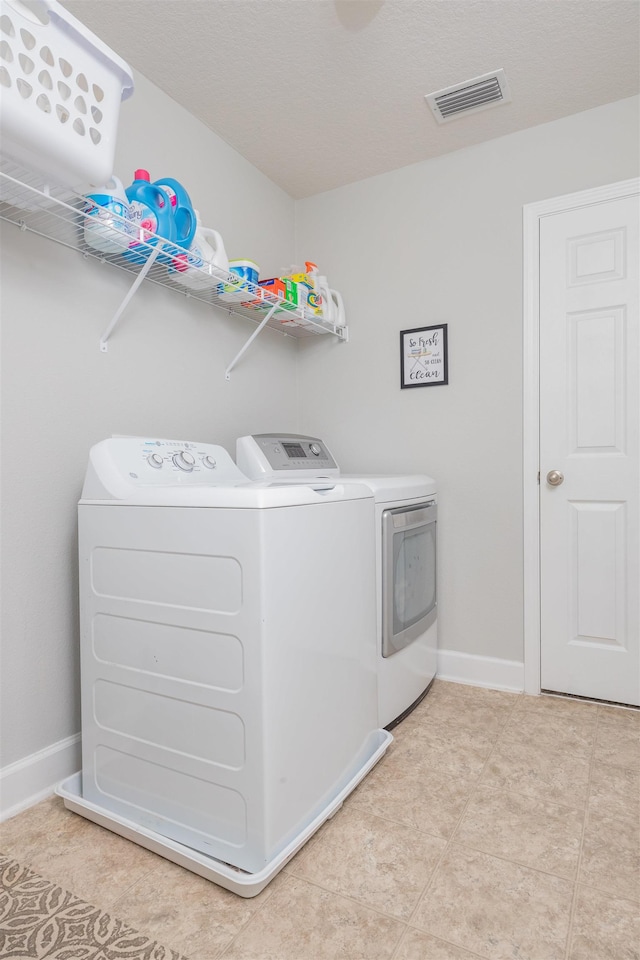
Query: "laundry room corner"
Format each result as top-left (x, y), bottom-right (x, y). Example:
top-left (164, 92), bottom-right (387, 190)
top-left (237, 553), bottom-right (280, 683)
top-left (294, 94), bottom-right (640, 688)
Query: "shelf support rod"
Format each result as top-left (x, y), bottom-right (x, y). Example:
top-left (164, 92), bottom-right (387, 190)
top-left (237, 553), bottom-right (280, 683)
top-left (100, 246), bottom-right (160, 352)
top-left (224, 302), bottom-right (283, 380)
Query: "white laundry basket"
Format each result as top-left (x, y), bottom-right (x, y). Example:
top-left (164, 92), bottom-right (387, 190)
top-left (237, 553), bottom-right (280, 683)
top-left (0, 0), bottom-right (133, 188)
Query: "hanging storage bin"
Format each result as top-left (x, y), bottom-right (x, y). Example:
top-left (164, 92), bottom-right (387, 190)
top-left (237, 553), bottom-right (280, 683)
top-left (0, 0), bottom-right (133, 188)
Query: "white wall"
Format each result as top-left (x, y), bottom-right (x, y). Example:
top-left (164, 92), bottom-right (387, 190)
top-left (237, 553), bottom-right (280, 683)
top-left (0, 71), bottom-right (300, 790)
top-left (295, 96), bottom-right (640, 667)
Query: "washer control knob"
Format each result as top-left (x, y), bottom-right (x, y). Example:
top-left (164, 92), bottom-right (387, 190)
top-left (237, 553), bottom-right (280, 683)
top-left (309, 443), bottom-right (322, 457)
top-left (147, 453), bottom-right (164, 469)
top-left (173, 450), bottom-right (196, 471)
top-left (202, 455), bottom-right (217, 470)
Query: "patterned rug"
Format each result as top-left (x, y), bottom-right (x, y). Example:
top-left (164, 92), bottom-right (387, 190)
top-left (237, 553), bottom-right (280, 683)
top-left (0, 855), bottom-right (188, 960)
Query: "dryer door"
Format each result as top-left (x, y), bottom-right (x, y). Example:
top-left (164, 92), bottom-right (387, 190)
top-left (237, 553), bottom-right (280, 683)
top-left (382, 501), bottom-right (437, 658)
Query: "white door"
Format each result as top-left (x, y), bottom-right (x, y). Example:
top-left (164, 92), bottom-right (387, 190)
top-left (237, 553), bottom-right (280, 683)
top-left (539, 191), bottom-right (639, 705)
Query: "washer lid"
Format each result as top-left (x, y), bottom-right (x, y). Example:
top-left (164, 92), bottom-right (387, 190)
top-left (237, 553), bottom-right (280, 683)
top-left (80, 481), bottom-right (374, 508)
top-left (80, 437), bottom-right (373, 507)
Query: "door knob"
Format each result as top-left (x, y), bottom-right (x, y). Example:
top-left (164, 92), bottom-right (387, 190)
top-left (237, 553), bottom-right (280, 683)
top-left (546, 470), bottom-right (564, 486)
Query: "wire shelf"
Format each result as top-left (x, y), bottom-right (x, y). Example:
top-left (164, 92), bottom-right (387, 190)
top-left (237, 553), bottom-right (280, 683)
top-left (0, 159), bottom-right (348, 349)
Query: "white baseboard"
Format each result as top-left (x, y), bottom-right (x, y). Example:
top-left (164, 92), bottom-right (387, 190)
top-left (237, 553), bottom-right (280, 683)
top-left (437, 649), bottom-right (524, 693)
top-left (0, 734), bottom-right (81, 822)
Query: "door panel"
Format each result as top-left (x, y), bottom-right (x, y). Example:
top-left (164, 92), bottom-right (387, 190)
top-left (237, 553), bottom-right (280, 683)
top-left (539, 194), bottom-right (639, 705)
top-left (570, 308), bottom-right (625, 452)
top-left (570, 500), bottom-right (626, 646)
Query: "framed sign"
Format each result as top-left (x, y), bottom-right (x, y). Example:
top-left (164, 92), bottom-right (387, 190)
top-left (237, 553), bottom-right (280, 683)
top-left (400, 324), bottom-right (448, 389)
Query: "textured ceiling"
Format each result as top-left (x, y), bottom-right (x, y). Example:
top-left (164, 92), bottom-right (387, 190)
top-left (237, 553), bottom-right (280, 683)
top-left (62, 0), bottom-right (640, 199)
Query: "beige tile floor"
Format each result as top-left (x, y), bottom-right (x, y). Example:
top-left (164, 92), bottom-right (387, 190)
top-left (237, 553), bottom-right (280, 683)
top-left (1, 680), bottom-right (639, 960)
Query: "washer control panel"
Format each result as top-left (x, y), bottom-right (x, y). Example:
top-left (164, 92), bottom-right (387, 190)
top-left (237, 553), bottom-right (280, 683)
top-left (82, 437), bottom-right (248, 500)
top-left (129, 439), bottom-right (223, 479)
top-left (237, 434), bottom-right (339, 479)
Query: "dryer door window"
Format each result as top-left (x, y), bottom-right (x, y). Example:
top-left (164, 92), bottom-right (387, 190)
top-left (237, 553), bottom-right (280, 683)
top-left (382, 502), bottom-right (437, 658)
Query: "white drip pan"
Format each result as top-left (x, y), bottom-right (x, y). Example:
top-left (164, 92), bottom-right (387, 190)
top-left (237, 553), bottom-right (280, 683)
top-left (56, 729), bottom-right (392, 898)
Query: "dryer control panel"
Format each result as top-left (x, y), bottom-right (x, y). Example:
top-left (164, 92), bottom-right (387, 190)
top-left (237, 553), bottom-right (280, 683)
top-left (237, 434), bottom-right (339, 480)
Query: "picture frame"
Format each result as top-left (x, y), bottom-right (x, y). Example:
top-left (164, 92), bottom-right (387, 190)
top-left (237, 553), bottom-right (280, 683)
top-left (400, 324), bottom-right (448, 389)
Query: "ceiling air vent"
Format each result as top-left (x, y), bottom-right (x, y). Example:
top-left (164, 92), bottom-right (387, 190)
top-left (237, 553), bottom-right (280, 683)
top-left (425, 69), bottom-right (512, 124)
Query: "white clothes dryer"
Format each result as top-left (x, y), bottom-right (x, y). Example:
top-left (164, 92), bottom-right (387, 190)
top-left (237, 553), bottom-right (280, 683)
top-left (236, 434), bottom-right (438, 728)
top-left (60, 436), bottom-right (390, 896)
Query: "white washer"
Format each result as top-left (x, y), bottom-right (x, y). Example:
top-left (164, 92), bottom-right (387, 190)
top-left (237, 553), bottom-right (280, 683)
top-left (237, 434), bottom-right (438, 729)
top-left (60, 436), bottom-right (390, 896)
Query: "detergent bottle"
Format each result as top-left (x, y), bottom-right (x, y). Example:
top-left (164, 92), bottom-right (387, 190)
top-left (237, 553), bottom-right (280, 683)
top-left (328, 287), bottom-right (346, 327)
top-left (171, 211), bottom-right (230, 292)
top-left (123, 169), bottom-right (175, 264)
top-left (283, 262), bottom-right (323, 317)
top-left (218, 259), bottom-right (260, 304)
top-left (316, 274), bottom-right (334, 324)
top-left (304, 261), bottom-right (323, 316)
top-left (152, 177), bottom-right (197, 254)
top-left (83, 176), bottom-right (134, 254)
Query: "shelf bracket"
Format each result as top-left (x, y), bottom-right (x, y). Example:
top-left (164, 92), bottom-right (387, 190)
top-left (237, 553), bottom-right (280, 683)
top-left (224, 302), bottom-right (283, 380)
top-left (99, 245), bottom-right (160, 352)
